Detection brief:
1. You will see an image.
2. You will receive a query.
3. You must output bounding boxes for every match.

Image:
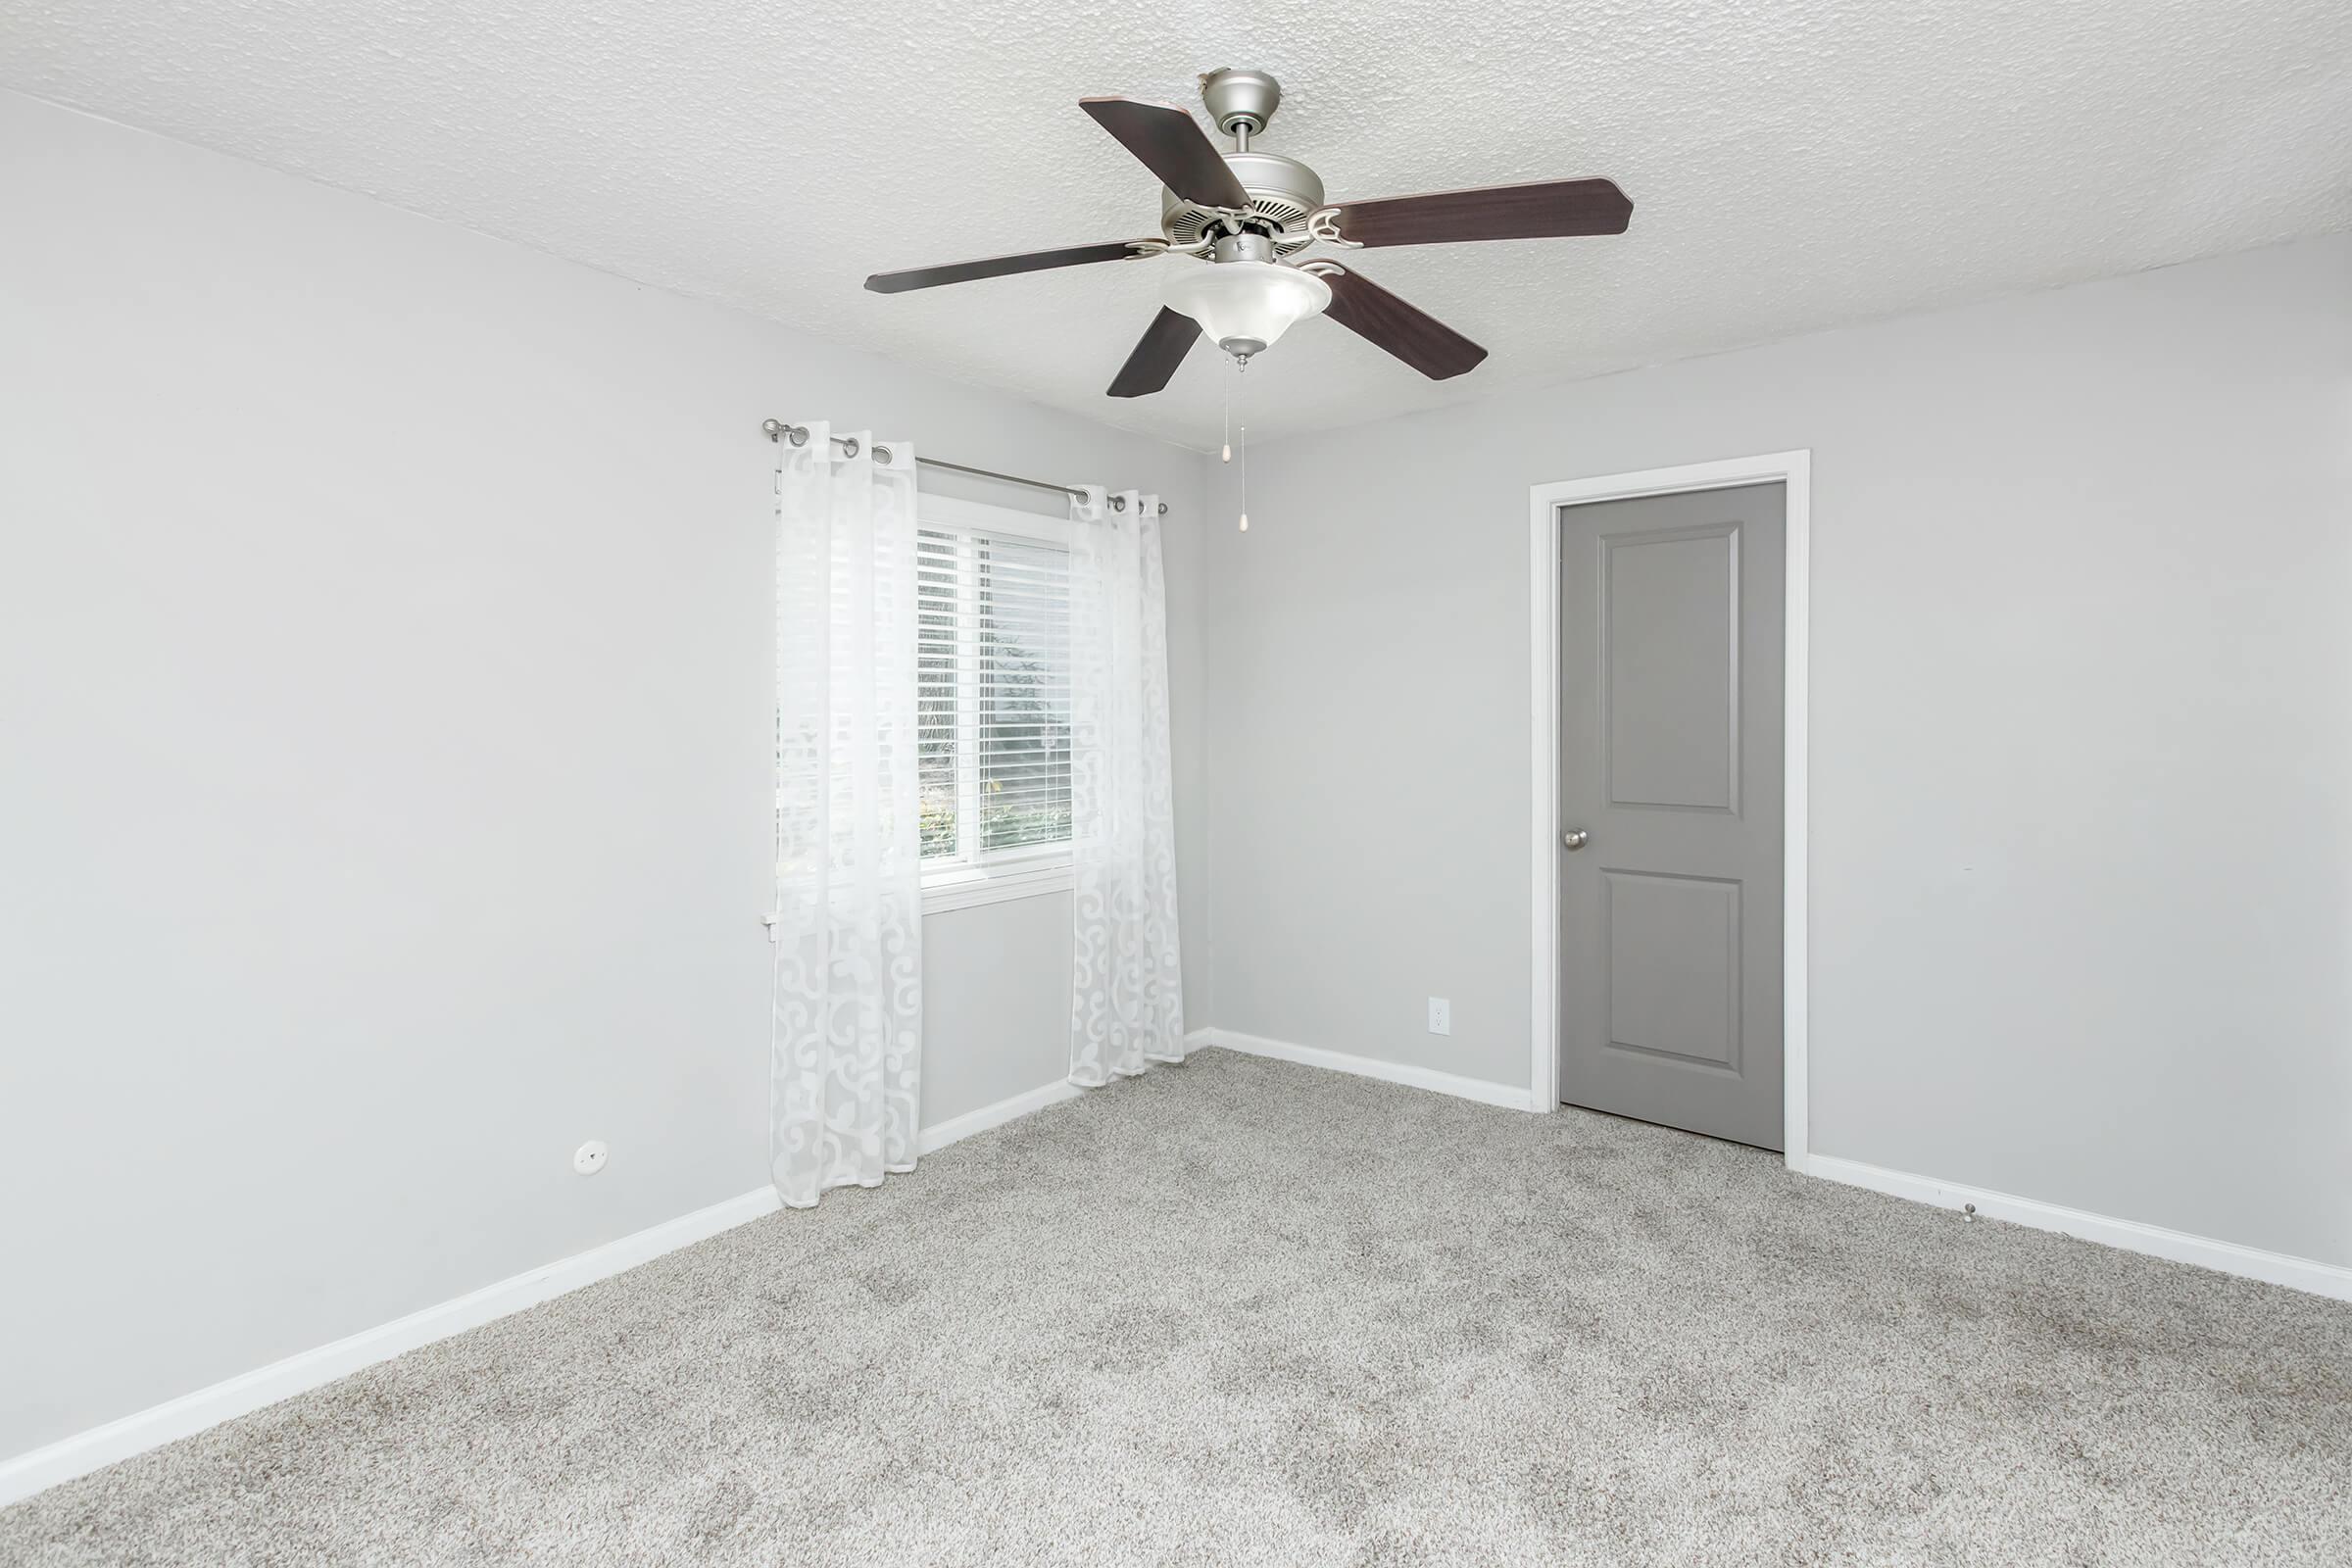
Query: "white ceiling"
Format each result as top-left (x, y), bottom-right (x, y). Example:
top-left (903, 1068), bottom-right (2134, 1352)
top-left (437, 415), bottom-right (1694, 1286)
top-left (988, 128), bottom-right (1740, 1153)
top-left (5, 1), bottom-right (2347, 448)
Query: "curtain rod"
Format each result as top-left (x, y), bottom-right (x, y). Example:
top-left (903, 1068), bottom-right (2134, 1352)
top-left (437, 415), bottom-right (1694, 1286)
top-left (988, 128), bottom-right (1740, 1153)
top-left (760, 419), bottom-right (1169, 515)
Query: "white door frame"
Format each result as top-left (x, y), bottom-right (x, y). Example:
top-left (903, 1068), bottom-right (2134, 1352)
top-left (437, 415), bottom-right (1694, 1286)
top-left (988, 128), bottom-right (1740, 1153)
top-left (1528, 451), bottom-right (1812, 1172)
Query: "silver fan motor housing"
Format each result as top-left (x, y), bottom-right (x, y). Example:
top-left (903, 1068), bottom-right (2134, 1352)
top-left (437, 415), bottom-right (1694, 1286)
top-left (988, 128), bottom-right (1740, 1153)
top-left (1158, 150), bottom-right (1326, 259)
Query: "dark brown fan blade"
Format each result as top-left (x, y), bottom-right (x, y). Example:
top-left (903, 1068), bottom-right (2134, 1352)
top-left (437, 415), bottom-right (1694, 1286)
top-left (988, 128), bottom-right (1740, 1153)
top-left (865, 240), bottom-right (1152, 294)
top-left (1330, 177), bottom-right (1631, 248)
top-left (1079, 96), bottom-right (1251, 211)
top-left (1107, 308), bottom-right (1200, 398)
top-left (1313, 265), bottom-right (1488, 380)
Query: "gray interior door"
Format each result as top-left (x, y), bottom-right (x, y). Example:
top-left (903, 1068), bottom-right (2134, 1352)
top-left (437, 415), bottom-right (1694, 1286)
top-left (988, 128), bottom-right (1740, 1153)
top-left (1558, 483), bottom-right (1785, 1150)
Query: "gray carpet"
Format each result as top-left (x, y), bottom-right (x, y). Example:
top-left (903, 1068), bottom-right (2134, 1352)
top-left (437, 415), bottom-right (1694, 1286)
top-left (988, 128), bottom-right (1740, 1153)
top-left (6, 1048), bottom-right (2348, 1565)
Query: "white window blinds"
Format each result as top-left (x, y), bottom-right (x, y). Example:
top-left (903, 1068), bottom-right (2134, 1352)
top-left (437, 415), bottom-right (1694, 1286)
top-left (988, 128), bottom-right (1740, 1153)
top-left (916, 524), bottom-right (1073, 870)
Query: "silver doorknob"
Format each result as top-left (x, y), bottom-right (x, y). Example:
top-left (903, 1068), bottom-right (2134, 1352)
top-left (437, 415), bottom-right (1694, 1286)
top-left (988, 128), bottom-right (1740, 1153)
top-left (1562, 829), bottom-right (1591, 852)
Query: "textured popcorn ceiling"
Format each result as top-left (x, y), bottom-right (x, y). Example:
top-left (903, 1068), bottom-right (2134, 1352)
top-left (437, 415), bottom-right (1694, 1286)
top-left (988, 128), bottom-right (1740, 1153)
top-left (4, 0), bottom-right (2347, 448)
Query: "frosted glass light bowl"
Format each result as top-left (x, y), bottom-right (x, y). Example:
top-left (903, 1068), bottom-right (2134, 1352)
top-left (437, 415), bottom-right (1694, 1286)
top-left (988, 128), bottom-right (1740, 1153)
top-left (1159, 259), bottom-right (1331, 358)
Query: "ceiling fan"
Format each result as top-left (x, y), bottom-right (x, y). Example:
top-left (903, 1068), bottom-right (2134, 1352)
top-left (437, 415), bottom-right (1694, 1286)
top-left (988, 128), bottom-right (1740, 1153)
top-left (864, 69), bottom-right (1632, 398)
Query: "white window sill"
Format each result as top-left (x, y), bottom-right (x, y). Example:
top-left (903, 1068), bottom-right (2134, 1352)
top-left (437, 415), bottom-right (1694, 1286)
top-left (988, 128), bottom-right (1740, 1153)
top-left (921, 859), bottom-right (1074, 914)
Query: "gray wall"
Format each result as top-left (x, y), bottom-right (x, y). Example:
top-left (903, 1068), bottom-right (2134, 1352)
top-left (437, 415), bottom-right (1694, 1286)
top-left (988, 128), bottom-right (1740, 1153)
top-left (0, 89), bottom-right (1206, 1461)
top-left (1201, 233), bottom-right (2352, 1270)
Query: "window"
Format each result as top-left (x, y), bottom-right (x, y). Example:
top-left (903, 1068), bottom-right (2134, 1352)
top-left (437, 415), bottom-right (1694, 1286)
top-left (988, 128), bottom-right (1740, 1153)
top-left (916, 497), bottom-right (1075, 910)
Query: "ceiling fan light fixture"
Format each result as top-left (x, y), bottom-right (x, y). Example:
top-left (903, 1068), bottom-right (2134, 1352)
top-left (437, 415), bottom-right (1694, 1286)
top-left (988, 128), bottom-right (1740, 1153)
top-left (864, 70), bottom-right (1630, 399)
top-left (1158, 259), bottom-right (1330, 361)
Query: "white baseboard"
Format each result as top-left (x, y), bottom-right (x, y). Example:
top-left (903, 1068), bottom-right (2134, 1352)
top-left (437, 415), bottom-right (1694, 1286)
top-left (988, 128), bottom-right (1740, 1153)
top-left (0, 1074), bottom-right (1084, 1508)
top-left (918, 1077), bottom-right (1083, 1154)
top-left (1806, 1154), bottom-right (2352, 1303)
top-left (0, 1183), bottom-right (780, 1507)
top-left (1188, 1027), bottom-right (1536, 1111)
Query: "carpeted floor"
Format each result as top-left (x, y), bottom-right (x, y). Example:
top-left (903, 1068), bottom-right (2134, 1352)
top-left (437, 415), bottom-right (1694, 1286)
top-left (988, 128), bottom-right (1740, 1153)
top-left (6, 1048), bottom-right (2349, 1565)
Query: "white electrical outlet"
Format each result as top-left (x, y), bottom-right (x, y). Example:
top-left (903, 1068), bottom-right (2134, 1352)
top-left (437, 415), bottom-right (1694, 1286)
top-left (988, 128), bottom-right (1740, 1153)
top-left (1427, 998), bottom-right (1450, 1036)
top-left (573, 1140), bottom-right (608, 1177)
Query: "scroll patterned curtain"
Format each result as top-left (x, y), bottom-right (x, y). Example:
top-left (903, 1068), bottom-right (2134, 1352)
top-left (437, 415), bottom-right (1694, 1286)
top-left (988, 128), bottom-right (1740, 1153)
top-left (1067, 487), bottom-right (1186, 1086)
top-left (771, 424), bottom-right (923, 1207)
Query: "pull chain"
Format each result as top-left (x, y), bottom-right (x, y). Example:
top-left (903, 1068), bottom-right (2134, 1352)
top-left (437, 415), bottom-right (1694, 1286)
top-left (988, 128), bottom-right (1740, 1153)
top-left (1237, 416), bottom-right (1248, 532)
top-left (1233, 358), bottom-right (1250, 532)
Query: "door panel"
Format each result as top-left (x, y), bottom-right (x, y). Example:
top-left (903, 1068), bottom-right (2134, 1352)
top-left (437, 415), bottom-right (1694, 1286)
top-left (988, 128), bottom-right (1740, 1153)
top-left (1560, 484), bottom-right (1784, 1150)
top-left (1606, 529), bottom-right (1739, 811)
top-left (1604, 870), bottom-right (1740, 1070)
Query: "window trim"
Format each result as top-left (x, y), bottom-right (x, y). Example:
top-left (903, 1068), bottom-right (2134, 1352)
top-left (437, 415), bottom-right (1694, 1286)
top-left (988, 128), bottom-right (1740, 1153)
top-left (916, 492), bottom-right (1078, 914)
top-left (919, 491), bottom-right (1072, 546)
top-left (921, 857), bottom-right (1075, 914)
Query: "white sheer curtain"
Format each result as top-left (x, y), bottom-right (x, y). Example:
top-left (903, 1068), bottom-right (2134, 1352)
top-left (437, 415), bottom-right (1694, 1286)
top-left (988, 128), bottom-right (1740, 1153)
top-left (1067, 487), bottom-right (1186, 1086)
top-left (770, 424), bottom-right (923, 1207)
